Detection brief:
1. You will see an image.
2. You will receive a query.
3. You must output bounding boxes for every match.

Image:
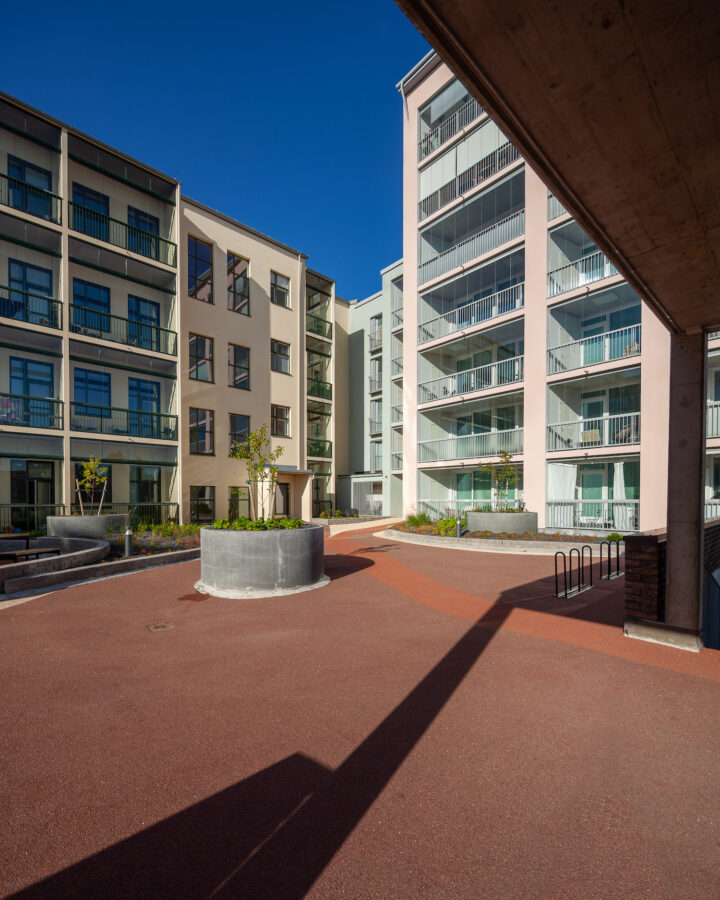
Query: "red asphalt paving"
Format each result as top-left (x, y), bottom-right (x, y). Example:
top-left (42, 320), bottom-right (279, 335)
top-left (1, 526), bottom-right (719, 899)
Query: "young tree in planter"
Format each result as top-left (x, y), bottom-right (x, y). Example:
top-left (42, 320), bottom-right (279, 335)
top-left (229, 424), bottom-right (284, 520)
top-left (76, 457), bottom-right (109, 516)
top-left (479, 450), bottom-right (520, 512)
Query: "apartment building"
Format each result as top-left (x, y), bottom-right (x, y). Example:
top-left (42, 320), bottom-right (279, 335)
top-left (0, 92), bottom-right (181, 531)
top-left (396, 53), bottom-right (720, 532)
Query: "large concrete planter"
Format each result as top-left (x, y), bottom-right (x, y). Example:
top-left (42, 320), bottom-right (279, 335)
top-left (196, 523), bottom-right (328, 598)
top-left (47, 514), bottom-right (127, 539)
top-left (466, 511), bottom-right (538, 534)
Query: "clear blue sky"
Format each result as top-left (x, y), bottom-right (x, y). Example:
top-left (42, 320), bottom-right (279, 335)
top-left (3, 0), bottom-right (429, 300)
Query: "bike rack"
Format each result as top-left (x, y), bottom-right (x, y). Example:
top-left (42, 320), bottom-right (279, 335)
top-left (599, 539), bottom-right (623, 580)
top-left (555, 546), bottom-right (594, 598)
top-left (554, 550), bottom-right (567, 599)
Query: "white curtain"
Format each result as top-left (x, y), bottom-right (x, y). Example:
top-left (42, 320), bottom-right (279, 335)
top-left (613, 462), bottom-right (631, 531)
top-left (547, 463), bottom-right (577, 528)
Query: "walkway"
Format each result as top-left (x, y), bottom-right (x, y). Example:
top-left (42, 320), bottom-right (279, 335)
top-left (1, 526), bottom-right (719, 898)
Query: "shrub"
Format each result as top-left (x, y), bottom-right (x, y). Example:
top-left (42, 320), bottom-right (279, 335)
top-left (606, 532), bottom-right (623, 543)
top-left (432, 517), bottom-right (466, 536)
top-left (406, 512), bottom-right (432, 528)
top-left (212, 517), bottom-right (303, 531)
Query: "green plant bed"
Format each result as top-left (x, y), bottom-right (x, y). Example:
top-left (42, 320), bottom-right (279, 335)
top-left (318, 509), bottom-right (358, 519)
top-left (212, 516), bottom-right (303, 531)
top-left (397, 516), bottom-right (466, 536)
top-left (465, 531), bottom-right (611, 542)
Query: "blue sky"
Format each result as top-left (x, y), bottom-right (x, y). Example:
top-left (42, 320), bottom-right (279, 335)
top-left (3, 0), bottom-right (429, 300)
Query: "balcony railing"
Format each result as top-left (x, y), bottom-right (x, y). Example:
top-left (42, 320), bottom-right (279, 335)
top-left (547, 250), bottom-right (618, 297)
top-left (69, 305), bottom-right (177, 355)
top-left (368, 418), bottom-right (382, 434)
top-left (418, 283), bottom-right (524, 345)
top-left (306, 312), bottom-right (332, 339)
top-left (419, 142), bottom-right (521, 221)
top-left (0, 172), bottom-right (62, 224)
top-left (417, 496), bottom-right (524, 519)
top-left (392, 308), bottom-right (403, 328)
top-left (0, 393), bottom-right (63, 429)
top-left (708, 401), bottom-right (720, 438)
top-left (547, 193), bottom-right (567, 220)
top-left (0, 503), bottom-right (65, 532)
top-left (418, 427), bottom-right (523, 463)
top-left (546, 499), bottom-right (639, 532)
top-left (370, 455), bottom-right (383, 473)
top-left (418, 96), bottom-right (484, 160)
top-left (391, 404), bottom-right (403, 424)
top-left (547, 325), bottom-right (641, 374)
top-left (70, 502), bottom-right (179, 525)
top-left (546, 412), bottom-right (640, 451)
top-left (419, 356), bottom-right (524, 404)
top-left (391, 452), bottom-right (403, 470)
top-left (368, 374), bottom-right (382, 393)
top-left (0, 286), bottom-right (62, 329)
top-left (68, 201), bottom-right (177, 267)
top-left (707, 499), bottom-right (720, 521)
top-left (307, 378), bottom-right (332, 400)
top-left (369, 330), bottom-right (383, 351)
top-left (419, 210), bottom-right (525, 285)
top-left (391, 356), bottom-right (403, 377)
top-left (70, 403), bottom-right (177, 440)
top-left (307, 438), bottom-right (332, 458)
top-left (709, 331), bottom-right (720, 341)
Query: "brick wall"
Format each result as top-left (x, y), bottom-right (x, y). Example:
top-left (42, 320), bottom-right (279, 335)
top-left (624, 530), bottom-right (666, 622)
top-left (705, 519), bottom-right (720, 573)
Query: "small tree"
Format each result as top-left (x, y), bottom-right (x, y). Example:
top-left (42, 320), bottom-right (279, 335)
top-left (229, 424), bottom-right (284, 520)
top-left (76, 457), bottom-right (109, 516)
top-left (479, 450), bottom-right (519, 512)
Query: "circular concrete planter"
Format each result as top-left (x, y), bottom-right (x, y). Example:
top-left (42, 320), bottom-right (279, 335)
top-left (47, 514), bottom-right (127, 539)
top-left (196, 523), bottom-right (328, 598)
top-left (466, 511), bottom-right (538, 534)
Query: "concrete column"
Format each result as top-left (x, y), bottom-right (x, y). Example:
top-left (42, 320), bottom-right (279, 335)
top-left (639, 304), bottom-right (670, 531)
top-left (665, 331), bottom-right (706, 637)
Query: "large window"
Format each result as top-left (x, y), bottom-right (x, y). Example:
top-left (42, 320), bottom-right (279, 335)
top-left (188, 236), bottom-right (213, 303)
top-left (127, 206), bottom-right (159, 257)
top-left (5, 260), bottom-right (54, 325)
top-left (270, 339), bottom-right (291, 374)
top-left (128, 378), bottom-right (160, 438)
top-left (189, 334), bottom-right (213, 382)
top-left (130, 466), bottom-right (160, 504)
top-left (128, 295), bottom-right (160, 351)
top-left (227, 253), bottom-right (250, 315)
top-left (229, 486), bottom-right (250, 518)
top-left (72, 278), bottom-right (111, 336)
top-left (228, 344), bottom-right (250, 390)
top-left (190, 485), bottom-right (215, 523)
top-left (8, 155), bottom-right (52, 219)
top-left (73, 368), bottom-right (111, 413)
top-left (8, 357), bottom-right (55, 428)
top-left (271, 404), bottom-right (290, 437)
top-left (270, 271), bottom-right (290, 308)
top-left (72, 183), bottom-right (109, 241)
top-left (229, 413), bottom-right (250, 450)
top-left (189, 407), bottom-right (214, 454)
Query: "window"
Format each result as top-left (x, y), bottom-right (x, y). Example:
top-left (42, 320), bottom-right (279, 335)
top-left (189, 407), bottom-right (214, 454)
top-left (8, 155), bottom-right (52, 219)
top-left (74, 462), bottom-right (112, 505)
top-left (229, 486), bottom-right (250, 518)
top-left (189, 334), bottom-right (213, 382)
top-left (5, 260), bottom-right (54, 325)
top-left (270, 271), bottom-right (290, 307)
top-left (227, 253), bottom-right (250, 315)
top-left (190, 485), bottom-right (215, 523)
top-left (73, 368), bottom-right (111, 413)
top-left (128, 295), bottom-right (160, 351)
top-left (229, 413), bottom-right (250, 450)
top-left (128, 378), bottom-right (160, 438)
top-left (228, 343), bottom-right (250, 390)
top-left (188, 236), bottom-right (213, 303)
top-left (127, 206), bottom-right (159, 257)
top-left (270, 339), bottom-right (291, 374)
top-left (271, 404), bottom-right (290, 437)
top-left (8, 357), bottom-right (55, 428)
top-left (72, 278), bottom-right (111, 336)
top-left (130, 466), bottom-right (160, 504)
top-left (72, 183), bottom-right (109, 241)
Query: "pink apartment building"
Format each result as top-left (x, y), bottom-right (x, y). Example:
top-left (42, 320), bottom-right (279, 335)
top-left (397, 52), bottom-right (720, 532)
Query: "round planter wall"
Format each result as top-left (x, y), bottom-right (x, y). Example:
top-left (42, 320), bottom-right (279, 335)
top-left (466, 511), bottom-right (538, 534)
top-left (197, 523), bottom-right (327, 598)
top-left (47, 514), bottom-right (128, 539)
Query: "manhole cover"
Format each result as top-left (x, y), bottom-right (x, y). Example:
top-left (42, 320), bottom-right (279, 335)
top-left (147, 623), bottom-right (173, 632)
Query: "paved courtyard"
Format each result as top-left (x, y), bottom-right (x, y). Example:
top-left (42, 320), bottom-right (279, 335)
top-left (2, 526), bottom-right (719, 899)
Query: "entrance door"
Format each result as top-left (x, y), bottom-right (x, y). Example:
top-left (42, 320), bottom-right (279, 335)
top-left (275, 483), bottom-right (290, 517)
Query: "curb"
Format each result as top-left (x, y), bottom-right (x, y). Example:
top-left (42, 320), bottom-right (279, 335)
top-left (382, 528), bottom-right (624, 556)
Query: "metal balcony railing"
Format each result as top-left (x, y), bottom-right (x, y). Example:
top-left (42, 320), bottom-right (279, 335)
top-left (368, 374), bottom-right (382, 393)
top-left (307, 379), bottom-right (332, 400)
top-left (370, 455), bottom-right (383, 473)
top-left (0, 393), bottom-right (63, 429)
top-left (547, 250), bottom-right (618, 297)
top-left (0, 503), bottom-right (65, 532)
top-left (547, 325), bottom-right (641, 374)
top-left (418, 96), bottom-right (484, 160)
top-left (68, 201), bottom-right (177, 266)
top-left (70, 403), bottom-right (177, 439)
top-left (306, 312), bottom-right (332, 338)
top-left (419, 142), bottom-right (521, 221)
top-left (419, 210), bottom-right (525, 285)
top-left (369, 330), bottom-right (383, 351)
top-left (69, 502), bottom-right (179, 524)
top-left (307, 438), bottom-right (332, 458)
top-left (419, 356), bottom-right (524, 404)
top-left (709, 331), bottom-right (720, 341)
top-left (547, 193), bottom-right (567, 220)
top-left (417, 496), bottom-right (525, 519)
top-left (368, 418), bottom-right (382, 434)
top-left (417, 427), bottom-right (523, 463)
top-left (546, 499), bottom-right (639, 532)
top-left (391, 308), bottom-right (403, 328)
top-left (418, 283), bottom-right (524, 344)
top-left (0, 286), bottom-right (62, 329)
top-left (391, 356), bottom-right (403, 377)
top-left (0, 172), bottom-right (61, 224)
top-left (708, 401), bottom-right (720, 438)
top-left (391, 404), bottom-right (403, 424)
top-left (391, 452), bottom-right (403, 470)
top-left (546, 412), bottom-right (641, 451)
top-left (706, 499), bottom-right (720, 521)
top-left (70, 305), bottom-right (177, 355)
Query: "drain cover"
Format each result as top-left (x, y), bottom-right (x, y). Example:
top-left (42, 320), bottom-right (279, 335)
top-left (147, 623), bottom-right (173, 632)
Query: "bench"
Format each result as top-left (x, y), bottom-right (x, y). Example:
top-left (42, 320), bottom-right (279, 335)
top-left (0, 547), bottom-right (61, 562)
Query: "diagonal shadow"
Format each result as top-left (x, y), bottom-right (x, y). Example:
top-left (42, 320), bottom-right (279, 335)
top-left (11, 603), bottom-right (511, 900)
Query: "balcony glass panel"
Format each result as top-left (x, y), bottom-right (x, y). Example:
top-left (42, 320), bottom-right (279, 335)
top-left (547, 221), bottom-right (617, 297)
top-left (418, 80), bottom-right (483, 160)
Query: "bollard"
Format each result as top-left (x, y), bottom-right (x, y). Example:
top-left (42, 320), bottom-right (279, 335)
top-left (125, 525), bottom-right (133, 558)
top-left (456, 516), bottom-right (462, 538)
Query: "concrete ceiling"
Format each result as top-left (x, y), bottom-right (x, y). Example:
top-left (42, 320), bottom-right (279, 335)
top-left (395, 0), bottom-right (720, 334)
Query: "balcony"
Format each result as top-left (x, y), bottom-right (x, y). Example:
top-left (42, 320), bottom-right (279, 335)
top-left (418, 283), bottom-right (524, 345)
top-left (419, 356), bottom-right (523, 404)
top-left (708, 401), bottom-right (720, 438)
top-left (391, 404), bottom-right (403, 425)
top-left (707, 499), bottom-right (720, 521)
top-left (69, 305), bottom-right (177, 355)
top-left (307, 438), bottom-right (332, 458)
top-left (0, 172), bottom-right (61, 224)
top-left (306, 312), bottom-right (332, 339)
top-left (546, 499), bottom-right (639, 532)
top-left (418, 427), bottom-right (523, 463)
top-left (391, 308), bottom-right (403, 328)
top-left (391, 452), bottom-right (403, 470)
top-left (419, 142), bottom-right (521, 221)
top-left (419, 210), bottom-right (525, 285)
top-left (547, 325), bottom-right (641, 374)
top-left (70, 403), bottom-right (177, 440)
top-left (547, 413), bottom-right (640, 451)
top-left (0, 286), bottom-right (62, 329)
top-left (69, 202), bottom-right (177, 267)
top-left (308, 378), bottom-right (332, 401)
top-left (547, 193), bottom-right (567, 220)
top-left (369, 329), bottom-right (383, 351)
top-left (391, 356), bottom-right (403, 378)
top-left (368, 417), bottom-right (382, 435)
top-left (368, 374), bottom-right (382, 393)
top-left (0, 394), bottom-right (63, 429)
top-left (418, 96), bottom-right (483, 160)
top-left (547, 249), bottom-right (618, 298)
